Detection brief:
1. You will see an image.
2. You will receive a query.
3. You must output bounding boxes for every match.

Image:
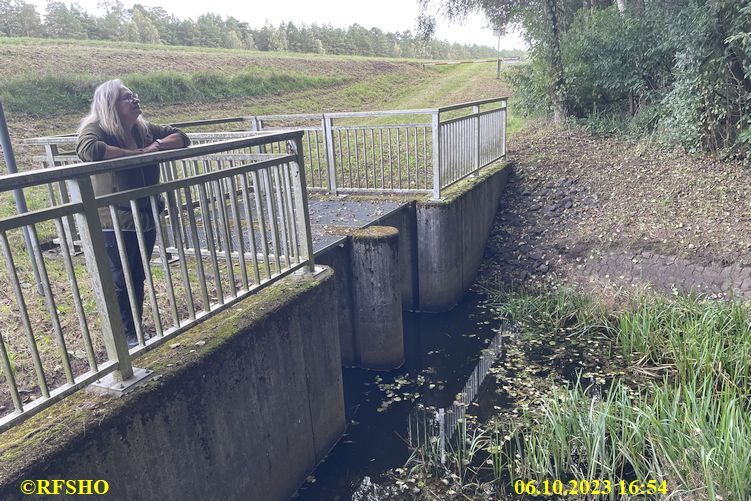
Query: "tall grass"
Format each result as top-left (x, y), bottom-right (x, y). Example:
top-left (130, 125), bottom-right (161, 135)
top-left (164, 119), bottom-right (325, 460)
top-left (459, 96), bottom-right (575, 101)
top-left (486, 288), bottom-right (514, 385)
top-left (509, 377), bottom-right (751, 500)
top-left (0, 70), bottom-right (345, 116)
top-left (411, 288), bottom-right (751, 500)
top-left (616, 295), bottom-right (751, 391)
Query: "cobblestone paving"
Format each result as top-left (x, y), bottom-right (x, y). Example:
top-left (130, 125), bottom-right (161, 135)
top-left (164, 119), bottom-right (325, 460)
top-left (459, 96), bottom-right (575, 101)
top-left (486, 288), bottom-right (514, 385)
top-left (479, 166), bottom-right (751, 300)
top-left (574, 249), bottom-right (751, 299)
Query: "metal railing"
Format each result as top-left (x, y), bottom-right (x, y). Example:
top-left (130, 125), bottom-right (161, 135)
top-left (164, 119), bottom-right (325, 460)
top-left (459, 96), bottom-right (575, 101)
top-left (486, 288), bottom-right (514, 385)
top-left (0, 131), bottom-right (314, 432)
top-left (27, 97), bottom-right (508, 200)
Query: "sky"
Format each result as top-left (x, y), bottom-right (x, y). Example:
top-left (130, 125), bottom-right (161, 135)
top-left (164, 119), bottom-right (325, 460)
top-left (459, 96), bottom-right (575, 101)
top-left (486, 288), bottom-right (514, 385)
top-left (26, 0), bottom-right (527, 51)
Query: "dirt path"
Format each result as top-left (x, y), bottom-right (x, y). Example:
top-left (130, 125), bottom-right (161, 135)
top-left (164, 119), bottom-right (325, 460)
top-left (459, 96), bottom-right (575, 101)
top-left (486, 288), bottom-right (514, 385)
top-left (479, 120), bottom-right (751, 300)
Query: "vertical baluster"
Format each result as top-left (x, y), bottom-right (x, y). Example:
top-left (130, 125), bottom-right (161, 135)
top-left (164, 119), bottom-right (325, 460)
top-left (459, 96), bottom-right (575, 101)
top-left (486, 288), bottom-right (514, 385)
top-left (164, 183), bottom-right (195, 321)
top-left (387, 128), bottom-right (394, 189)
top-left (422, 127), bottom-right (428, 190)
top-left (250, 170), bottom-right (273, 279)
top-left (0, 328), bottom-right (21, 412)
top-left (212, 179), bottom-right (237, 299)
top-left (362, 128), bottom-right (369, 190)
top-left (282, 164), bottom-right (300, 263)
top-left (271, 165), bottom-right (291, 270)
top-left (109, 205), bottom-right (146, 345)
top-left (239, 173), bottom-right (261, 285)
top-left (354, 129), bottom-right (362, 189)
top-left (314, 129), bottom-right (324, 189)
top-left (0, 231), bottom-right (49, 398)
top-left (379, 128), bottom-right (385, 190)
top-left (53, 217), bottom-right (97, 370)
top-left (150, 195), bottom-right (181, 328)
top-left (182, 186), bottom-right (210, 313)
top-left (26, 223), bottom-right (74, 382)
top-left (432, 112), bottom-right (440, 199)
top-left (404, 127), bottom-right (410, 189)
top-left (336, 129), bottom-right (346, 189)
top-left (396, 128), bottom-right (401, 189)
top-left (197, 182), bottom-right (224, 304)
top-left (227, 175), bottom-right (249, 291)
top-left (304, 131), bottom-right (314, 187)
top-left (370, 129), bottom-right (376, 190)
top-left (412, 127), bottom-right (420, 189)
top-left (261, 169), bottom-right (282, 275)
top-left (345, 129), bottom-right (353, 189)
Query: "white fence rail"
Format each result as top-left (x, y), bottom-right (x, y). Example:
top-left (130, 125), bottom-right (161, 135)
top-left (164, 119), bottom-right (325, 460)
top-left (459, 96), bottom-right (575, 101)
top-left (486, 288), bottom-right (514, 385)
top-left (0, 131), bottom-right (314, 432)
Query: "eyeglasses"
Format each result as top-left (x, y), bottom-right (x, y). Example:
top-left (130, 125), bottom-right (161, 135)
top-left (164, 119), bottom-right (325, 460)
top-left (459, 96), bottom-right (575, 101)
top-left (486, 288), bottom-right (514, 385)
top-left (119, 93), bottom-right (139, 103)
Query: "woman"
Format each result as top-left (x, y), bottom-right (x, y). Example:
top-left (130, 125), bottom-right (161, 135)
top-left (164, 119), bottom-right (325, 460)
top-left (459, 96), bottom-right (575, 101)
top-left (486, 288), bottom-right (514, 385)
top-left (76, 79), bottom-right (190, 348)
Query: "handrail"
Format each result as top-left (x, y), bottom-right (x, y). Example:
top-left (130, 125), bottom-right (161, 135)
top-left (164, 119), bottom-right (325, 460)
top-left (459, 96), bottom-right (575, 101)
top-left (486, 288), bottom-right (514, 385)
top-left (438, 97), bottom-right (508, 113)
top-left (1, 133), bottom-right (296, 192)
top-left (22, 97), bottom-right (509, 200)
top-left (0, 130), bottom-right (314, 432)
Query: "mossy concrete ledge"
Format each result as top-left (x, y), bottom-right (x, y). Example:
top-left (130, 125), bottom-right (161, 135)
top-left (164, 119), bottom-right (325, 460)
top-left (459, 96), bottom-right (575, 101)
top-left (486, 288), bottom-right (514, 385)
top-left (417, 161), bottom-right (511, 312)
top-left (350, 226), bottom-right (405, 370)
top-left (0, 268), bottom-right (344, 501)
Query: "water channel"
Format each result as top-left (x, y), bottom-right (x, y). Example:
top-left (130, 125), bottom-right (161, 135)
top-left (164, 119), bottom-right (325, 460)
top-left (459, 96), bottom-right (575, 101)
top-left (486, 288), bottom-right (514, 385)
top-left (295, 291), bottom-right (504, 501)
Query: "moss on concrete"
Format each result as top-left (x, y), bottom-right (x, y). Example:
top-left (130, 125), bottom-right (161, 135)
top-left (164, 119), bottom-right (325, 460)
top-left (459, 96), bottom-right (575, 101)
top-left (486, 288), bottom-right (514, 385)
top-left (351, 226), bottom-right (399, 241)
top-left (0, 268), bottom-right (332, 484)
top-left (422, 160), bottom-right (511, 206)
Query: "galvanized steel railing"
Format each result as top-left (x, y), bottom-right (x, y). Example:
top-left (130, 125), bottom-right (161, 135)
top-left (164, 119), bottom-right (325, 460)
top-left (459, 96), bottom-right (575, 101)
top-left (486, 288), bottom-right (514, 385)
top-left (26, 97), bottom-right (507, 200)
top-left (250, 98), bottom-right (508, 198)
top-left (0, 131), bottom-right (314, 432)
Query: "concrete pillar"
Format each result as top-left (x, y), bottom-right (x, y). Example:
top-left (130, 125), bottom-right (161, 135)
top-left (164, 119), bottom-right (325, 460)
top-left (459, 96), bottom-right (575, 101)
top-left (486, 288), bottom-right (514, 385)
top-left (350, 226), bottom-right (404, 370)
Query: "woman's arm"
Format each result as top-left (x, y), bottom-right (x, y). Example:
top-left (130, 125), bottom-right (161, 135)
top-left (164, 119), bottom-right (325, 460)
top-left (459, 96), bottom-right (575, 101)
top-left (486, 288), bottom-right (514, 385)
top-left (142, 132), bottom-right (189, 154)
top-left (76, 128), bottom-right (148, 161)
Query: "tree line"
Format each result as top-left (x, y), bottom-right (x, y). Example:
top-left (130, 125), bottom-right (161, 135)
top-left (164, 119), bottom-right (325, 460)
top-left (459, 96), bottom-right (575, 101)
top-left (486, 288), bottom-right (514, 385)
top-left (421, 0), bottom-right (750, 159)
top-left (0, 0), bottom-right (522, 60)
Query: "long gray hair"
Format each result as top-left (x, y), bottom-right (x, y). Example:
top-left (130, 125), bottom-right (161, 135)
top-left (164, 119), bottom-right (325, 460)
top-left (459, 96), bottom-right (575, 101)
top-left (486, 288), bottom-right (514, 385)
top-left (78, 79), bottom-right (148, 146)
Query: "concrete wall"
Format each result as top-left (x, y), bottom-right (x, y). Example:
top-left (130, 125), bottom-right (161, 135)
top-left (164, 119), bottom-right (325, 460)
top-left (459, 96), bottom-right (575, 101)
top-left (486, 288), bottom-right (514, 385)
top-left (376, 202), bottom-right (419, 311)
top-left (316, 242), bottom-right (357, 365)
top-left (0, 269), bottom-right (344, 501)
top-left (350, 226), bottom-right (404, 369)
top-left (417, 162), bottom-right (510, 312)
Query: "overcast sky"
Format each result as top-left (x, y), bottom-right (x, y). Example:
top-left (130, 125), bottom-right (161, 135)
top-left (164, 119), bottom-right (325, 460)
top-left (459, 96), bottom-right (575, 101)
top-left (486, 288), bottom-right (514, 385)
top-left (26, 0), bottom-right (527, 50)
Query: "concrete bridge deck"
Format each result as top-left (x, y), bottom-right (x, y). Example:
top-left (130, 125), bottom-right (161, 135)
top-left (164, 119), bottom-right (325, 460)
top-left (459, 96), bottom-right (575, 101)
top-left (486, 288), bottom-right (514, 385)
top-left (308, 195), bottom-right (406, 254)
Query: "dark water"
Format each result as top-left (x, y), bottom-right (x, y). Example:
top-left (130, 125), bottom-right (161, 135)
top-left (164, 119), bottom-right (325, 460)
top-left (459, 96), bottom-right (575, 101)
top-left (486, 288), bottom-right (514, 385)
top-left (295, 291), bottom-right (500, 501)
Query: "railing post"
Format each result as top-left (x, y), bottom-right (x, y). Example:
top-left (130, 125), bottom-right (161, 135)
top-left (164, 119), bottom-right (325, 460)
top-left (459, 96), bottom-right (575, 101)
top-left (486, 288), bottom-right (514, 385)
top-left (431, 110), bottom-right (441, 200)
top-left (288, 136), bottom-right (316, 272)
top-left (501, 99), bottom-right (507, 158)
top-left (65, 175), bottom-right (134, 382)
top-left (473, 104), bottom-right (480, 176)
top-left (323, 115), bottom-right (338, 195)
top-left (43, 144), bottom-right (78, 252)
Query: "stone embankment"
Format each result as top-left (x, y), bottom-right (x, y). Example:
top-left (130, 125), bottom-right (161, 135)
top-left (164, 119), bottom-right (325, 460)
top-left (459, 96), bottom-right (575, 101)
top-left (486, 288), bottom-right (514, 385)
top-left (480, 123), bottom-right (751, 299)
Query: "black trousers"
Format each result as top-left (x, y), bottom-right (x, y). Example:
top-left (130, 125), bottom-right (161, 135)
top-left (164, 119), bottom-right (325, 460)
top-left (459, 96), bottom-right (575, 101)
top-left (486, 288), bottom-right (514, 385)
top-left (103, 230), bottom-right (157, 343)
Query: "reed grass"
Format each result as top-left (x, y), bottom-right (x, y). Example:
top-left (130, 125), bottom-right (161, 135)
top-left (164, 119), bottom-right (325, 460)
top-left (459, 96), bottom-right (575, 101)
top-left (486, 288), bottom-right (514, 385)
top-left (409, 287), bottom-right (751, 500)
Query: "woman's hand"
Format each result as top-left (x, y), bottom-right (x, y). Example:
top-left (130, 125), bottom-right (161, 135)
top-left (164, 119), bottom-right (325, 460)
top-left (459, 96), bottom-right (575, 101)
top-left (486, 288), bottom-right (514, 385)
top-left (140, 142), bottom-right (161, 154)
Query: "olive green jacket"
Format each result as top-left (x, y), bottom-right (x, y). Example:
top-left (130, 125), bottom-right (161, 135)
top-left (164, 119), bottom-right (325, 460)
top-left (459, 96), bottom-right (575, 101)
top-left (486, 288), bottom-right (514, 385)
top-left (76, 121), bottom-right (190, 231)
